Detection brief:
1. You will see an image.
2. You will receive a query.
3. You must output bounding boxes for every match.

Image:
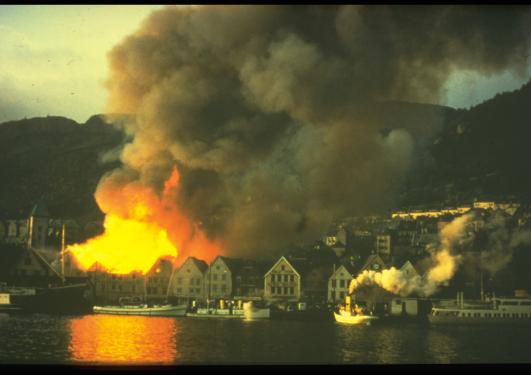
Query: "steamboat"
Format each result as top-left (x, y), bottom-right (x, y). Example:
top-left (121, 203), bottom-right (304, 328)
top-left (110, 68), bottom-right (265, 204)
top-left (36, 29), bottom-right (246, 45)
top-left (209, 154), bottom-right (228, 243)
top-left (429, 292), bottom-right (531, 325)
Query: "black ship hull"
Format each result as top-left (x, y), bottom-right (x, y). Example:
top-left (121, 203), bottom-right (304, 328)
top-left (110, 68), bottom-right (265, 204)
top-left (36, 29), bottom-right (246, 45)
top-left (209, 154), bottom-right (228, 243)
top-left (7, 283), bottom-right (94, 314)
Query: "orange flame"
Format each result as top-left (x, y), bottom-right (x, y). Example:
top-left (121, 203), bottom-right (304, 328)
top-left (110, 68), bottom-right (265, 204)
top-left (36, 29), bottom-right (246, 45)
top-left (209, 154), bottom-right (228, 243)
top-left (68, 167), bottom-right (222, 275)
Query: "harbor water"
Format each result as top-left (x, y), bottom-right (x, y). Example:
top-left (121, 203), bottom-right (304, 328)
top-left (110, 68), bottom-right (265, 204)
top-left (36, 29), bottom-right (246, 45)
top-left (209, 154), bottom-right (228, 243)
top-left (0, 313), bottom-right (530, 364)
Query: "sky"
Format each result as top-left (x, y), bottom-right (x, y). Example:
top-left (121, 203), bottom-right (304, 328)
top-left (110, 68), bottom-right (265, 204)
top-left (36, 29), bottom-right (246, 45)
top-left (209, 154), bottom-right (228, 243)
top-left (0, 4), bottom-right (529, 124)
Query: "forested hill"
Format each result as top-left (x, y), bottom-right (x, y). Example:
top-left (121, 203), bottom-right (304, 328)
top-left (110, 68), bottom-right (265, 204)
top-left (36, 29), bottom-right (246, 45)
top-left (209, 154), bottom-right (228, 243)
top-left (398, 79), bottom-right (531, 208)
top-left (0, 115), bottom-right (125, 223)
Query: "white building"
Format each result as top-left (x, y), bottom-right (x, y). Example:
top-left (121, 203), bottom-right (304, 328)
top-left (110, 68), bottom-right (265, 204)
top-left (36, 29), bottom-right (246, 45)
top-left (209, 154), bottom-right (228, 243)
top-left (327, 264), bottom-right (354, 303)
top-left (173, 256), bottom-right (208, 302)
top-left (203, 256), bottom-right (242, 300)
top-left (263, 256), bottom-right (301, 302)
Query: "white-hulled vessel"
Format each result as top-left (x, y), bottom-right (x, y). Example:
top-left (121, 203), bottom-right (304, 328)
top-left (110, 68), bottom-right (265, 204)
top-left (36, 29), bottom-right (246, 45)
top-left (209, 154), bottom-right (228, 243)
top-left (93, 303), bottom-right (187, 316)
top-left (243, 301), bottom-right (270, 319)
top-left (429, 292), bottom-right (531, 325)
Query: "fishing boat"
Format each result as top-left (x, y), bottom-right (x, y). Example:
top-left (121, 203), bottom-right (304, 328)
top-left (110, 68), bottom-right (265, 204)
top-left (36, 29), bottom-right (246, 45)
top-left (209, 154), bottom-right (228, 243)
top-left (243, 301), bottom-right (270, 319)
top-left (93, 303), bottom-right (187, 316)
top-left (429, 292), bottom-right (531, 326)
top-left (333, 296), bottom-right (379, 325)
top-left (186, 307), bottom-right (244, 319)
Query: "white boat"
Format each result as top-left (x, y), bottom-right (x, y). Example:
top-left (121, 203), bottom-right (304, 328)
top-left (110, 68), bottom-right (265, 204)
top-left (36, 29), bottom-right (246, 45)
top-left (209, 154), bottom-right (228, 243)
top-left (333, 309), bottom-right (379, 325)
top-left (429, 293), bottom-right (531, 325)
top-left (186, 308), bottom-right (244, 319)
top-left (243, 302), bottom-right (270, 319)
top-left (93, 304), bottom-right (187, 317)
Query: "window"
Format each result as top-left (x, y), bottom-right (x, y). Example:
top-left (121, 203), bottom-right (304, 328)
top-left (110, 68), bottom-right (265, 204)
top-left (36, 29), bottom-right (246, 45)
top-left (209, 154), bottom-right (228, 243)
top-left (284, 287), bottom-right (288, 295)
top-left (270, 286), bottom-right (275, 294)
top-left (221, 274), bottom-right (226, 281)
top-left (290, 275), bottom-right (294, 282)
top-left (339, 292), bottom-right (345, 300)
top-left (281, 265), bottom-right (285, 271)
top-left (290, 287), bottom-right (294, 295)
top-left (340, 280), bottom-right (345, 288)
top-left (332, 280), bottom-right (337, 288)
top-left (189, 288), bottom-right (194, 294)
top-left (276, 287), bottom-right (282, 294)
top-left (284, 275), bottom-right (288, 282)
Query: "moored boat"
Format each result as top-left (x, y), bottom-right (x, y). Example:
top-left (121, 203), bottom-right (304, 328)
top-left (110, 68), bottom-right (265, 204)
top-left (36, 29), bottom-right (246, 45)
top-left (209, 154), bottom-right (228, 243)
top-left (186, 307), bottom-right (244, 319)
top-left (333, 295), bottom-right (379, 325)
top-left (93, 303), bottom-right (187, 317)
top-left (243, 301), bottom-right (270, 319)
top-left (333, 309), bottom-right (379, 325)
top-left (429, 292), bottom-right (531, 326)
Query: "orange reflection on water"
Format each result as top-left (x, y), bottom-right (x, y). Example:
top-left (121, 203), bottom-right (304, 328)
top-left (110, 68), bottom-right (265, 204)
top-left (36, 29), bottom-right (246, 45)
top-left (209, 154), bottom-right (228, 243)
top-left (69, 315), bottom-right (180, 364)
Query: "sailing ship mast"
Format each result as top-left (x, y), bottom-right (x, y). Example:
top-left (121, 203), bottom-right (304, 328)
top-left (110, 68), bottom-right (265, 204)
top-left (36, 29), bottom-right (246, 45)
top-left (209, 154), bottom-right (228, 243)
top-left (61, 224), bottom-right (66, 284)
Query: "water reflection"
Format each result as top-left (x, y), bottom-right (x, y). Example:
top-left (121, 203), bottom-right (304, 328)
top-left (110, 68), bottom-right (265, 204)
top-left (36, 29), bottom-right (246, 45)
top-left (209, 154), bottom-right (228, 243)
top-left (425, 327), bottom-right (458, 363)
top-left (69, 315), bottom-right (180, 364)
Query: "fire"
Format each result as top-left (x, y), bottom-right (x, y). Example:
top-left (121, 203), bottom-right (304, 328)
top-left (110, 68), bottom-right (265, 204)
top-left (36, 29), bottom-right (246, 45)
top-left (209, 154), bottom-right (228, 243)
top-left (68, 167), bottom-right (222, 275)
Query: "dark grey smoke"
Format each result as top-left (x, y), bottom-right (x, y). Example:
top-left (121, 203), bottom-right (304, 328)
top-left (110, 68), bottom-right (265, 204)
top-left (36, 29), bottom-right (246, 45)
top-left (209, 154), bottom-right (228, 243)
top-left (101, 5), bottom-right (531, 257)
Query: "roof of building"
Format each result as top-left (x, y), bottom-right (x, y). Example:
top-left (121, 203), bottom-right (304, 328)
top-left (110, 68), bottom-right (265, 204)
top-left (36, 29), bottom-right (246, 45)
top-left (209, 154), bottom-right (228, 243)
top-left (358, 253), bottom-right (387, 273)
top-left (216, 256), bottom-right (245, 274)
top-left (189, 257), bottom-right (208, 273)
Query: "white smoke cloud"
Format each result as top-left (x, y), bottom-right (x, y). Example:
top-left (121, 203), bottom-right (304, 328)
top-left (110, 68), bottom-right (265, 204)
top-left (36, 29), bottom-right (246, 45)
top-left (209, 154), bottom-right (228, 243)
top-left (348, 213), bottom-right (473, 297)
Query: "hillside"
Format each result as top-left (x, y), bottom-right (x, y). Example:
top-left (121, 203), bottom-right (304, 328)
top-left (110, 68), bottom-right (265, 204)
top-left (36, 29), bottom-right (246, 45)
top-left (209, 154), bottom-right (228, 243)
top-left (1, 80), bottom-right (530, 228)
top-left (398, 79), bottom-right (531, 208)
top-left (0, 115), bottom-right (125, 223)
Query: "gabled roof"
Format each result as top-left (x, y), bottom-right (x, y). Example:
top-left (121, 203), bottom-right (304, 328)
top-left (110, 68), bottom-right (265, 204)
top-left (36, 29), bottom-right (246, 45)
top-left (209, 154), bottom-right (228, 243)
top-left (188, 256), bottom-right (208, 273)
top-left (358, 253), bottom-right (387, 273)
top-left (264, 256), bottom-right (302, 278)
top-left (329, 263), bottom-right (355, 279)
top-left (212, 256), bottom-right (245, 274)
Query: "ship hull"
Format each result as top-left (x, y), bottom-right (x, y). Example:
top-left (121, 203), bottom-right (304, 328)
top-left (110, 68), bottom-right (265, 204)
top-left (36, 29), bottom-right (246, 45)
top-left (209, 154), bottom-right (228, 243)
top-left (93, 304), bottom-right (187, 317)
top-left (334, 312), bottom-right (379, 325)
top-left (429, 316), bottom-right (531, 326)
top-left (8, 283), bottom-right (93, 314)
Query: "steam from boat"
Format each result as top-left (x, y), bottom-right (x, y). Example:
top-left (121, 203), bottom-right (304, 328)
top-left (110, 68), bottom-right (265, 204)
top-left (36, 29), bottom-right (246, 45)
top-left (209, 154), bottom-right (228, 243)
top-left (348, 214), bottom-right (473, 297)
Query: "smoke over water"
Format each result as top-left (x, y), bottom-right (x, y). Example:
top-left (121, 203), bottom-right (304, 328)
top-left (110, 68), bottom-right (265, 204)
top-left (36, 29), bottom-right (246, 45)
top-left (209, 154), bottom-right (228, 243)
top-left (72, 5), bottom-right (531, 270)
top-left (349, 214), bottom-right (473, 297)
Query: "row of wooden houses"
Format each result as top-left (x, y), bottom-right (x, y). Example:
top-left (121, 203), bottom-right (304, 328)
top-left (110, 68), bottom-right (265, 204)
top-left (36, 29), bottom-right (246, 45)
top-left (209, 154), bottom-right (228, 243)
top-left (82, 251), bottom-right (423, 306)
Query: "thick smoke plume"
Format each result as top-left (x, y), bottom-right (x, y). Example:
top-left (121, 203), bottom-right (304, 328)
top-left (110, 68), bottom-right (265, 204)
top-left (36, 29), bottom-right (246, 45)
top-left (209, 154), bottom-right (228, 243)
top-left (102, 5), bottom-right (531, 257)
top-left (348, 214), bottom-right (473, 297)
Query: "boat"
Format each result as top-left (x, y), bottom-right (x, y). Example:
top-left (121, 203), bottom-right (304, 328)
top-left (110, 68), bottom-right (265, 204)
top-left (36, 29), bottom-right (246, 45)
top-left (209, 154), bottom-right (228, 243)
top-left (333, 296), bottom-right (379, 325)
top-left (93, 303), bottom-right (187, 317)
top-left (0, 282), bottom-right (93, 314)
top-left (186, 307), bottom-right (244, 319)
top-left (333, 308), bottom-right (379, 325)
top-left (429, 292), bottom-right (531, 326)
top-left (243, 301), bottom-right (270, 319)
